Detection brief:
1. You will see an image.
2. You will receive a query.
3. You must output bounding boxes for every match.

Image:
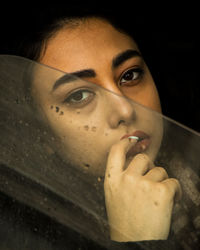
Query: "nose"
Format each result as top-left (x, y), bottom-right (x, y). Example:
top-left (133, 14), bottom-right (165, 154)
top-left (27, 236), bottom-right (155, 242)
top-left (105, 89), bottom-right (136, 128)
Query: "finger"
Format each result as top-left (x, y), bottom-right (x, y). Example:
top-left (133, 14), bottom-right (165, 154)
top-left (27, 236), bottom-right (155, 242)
top-left (145, 167), bottom-right (168, 182)
top-left (162, 178), bottom-right (182, 202)
top-left (106, 137), bottom-right (138, 176)
top-left (125, 153), bottom-right (154, 176)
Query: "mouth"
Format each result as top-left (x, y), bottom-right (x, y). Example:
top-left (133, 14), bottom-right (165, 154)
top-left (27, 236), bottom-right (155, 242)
top-left (121, 130), bottom-right (151, 158)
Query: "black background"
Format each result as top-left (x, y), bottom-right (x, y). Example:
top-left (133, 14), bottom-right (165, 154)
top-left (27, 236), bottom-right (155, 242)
top-left (0, 2), bottom-right (199, 132)
top-left (0, 2), bottom-right (199, 249)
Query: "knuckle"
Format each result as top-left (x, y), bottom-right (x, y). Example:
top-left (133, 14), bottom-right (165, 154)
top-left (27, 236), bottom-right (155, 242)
top-left (171, 178), bottom-right (180, 186)
top-left (171, 178), bottom-right (182, 192)
top-left (156, 183), bottom-right (169, 196)
top-left (140, 178), bottom-right (153, 191)
top-left (135, 153), bottom-right (150, 165)
top-left (154, 167), bottom-right (168, 176)
top-left (121, 171), bottom-right (132, 182)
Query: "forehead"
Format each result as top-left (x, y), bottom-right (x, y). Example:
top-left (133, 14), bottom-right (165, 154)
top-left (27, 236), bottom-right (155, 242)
top-left (40, 18), bottom-right (139, 72)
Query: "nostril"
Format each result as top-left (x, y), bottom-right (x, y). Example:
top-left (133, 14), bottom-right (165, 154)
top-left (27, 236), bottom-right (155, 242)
top-left (118, 120), bottom-right (125, 125)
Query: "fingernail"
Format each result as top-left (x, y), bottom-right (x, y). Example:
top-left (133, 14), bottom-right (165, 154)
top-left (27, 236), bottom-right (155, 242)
top-left (128, 136), bottom-right (139, 142)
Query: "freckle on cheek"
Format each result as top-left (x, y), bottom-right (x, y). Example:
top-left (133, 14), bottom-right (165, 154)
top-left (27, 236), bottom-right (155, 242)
top-left (92, 126), bottom-right (97, 132)
top-left (60, 111), bottom-right (64, 115)
top-left (56, 107), bottom-right (59, 112)
top-left (154, 201), bottom-right (159, 206)
top-left (84, 125), bottom-right (89, 131)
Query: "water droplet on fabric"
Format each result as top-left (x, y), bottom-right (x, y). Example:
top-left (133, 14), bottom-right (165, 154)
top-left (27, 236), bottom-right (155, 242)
top-left (84, 163), bottom-right (90, 168)
top-left (98, 177), bottom-right (102, 182)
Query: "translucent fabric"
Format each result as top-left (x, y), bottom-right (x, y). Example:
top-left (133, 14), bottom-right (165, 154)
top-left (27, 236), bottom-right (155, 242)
top-left (0, 55), bottom-right (200, 250)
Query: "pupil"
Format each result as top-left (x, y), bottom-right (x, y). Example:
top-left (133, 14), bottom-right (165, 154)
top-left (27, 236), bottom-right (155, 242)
top-left (124, 71), bottom-right (133, 80)
top-left (73, 92), bottom-right (83, 101)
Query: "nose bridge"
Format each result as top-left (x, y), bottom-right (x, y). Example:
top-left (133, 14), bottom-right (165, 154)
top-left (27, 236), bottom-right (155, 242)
top-left (105, 86), bottom-right (136, 127)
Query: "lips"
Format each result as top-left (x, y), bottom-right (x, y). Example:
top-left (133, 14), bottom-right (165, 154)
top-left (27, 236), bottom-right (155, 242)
top-left (121, 130), bottom-right (151, 158)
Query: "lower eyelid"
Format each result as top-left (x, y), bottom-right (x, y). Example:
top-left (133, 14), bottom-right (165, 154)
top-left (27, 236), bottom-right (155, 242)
top-left (64, 91), bottom-right (95, 107)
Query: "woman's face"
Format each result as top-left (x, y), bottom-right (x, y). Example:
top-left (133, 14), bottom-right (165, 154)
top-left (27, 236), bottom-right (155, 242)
top-left (32, 18), bottom-right (163, 176)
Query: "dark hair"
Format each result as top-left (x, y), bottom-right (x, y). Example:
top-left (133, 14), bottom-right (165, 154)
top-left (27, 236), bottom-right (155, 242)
top-left (16, 5), bottom-right (146, 62)
top-left (4, 4), bottom-right (199, 131)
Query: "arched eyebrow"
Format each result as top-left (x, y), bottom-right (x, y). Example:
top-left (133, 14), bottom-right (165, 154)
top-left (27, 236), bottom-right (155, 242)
top-left (52, 69), bottom-right (96, 92)
top-left (52, 49), bottom-right (141, 92)
top-left (112, 49), bottom-right (142, 69)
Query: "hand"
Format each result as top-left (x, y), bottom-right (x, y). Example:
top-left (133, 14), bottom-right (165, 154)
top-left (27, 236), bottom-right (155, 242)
top-left (104, 138), bottom-right (182, 242)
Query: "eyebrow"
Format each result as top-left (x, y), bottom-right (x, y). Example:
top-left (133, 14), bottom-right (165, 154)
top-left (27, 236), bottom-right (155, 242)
top-left (52, 49), bottom-right (141, 92)
top-left (52, 69), bottom-right (96, 91)
top-left (112, 49), bottom-right (142, 69)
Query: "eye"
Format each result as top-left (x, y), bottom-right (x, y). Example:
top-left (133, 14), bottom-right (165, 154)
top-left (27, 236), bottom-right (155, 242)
top-left (119, 68), bottom-right (144, 86)
top-left (64, 89), bottom-right (95, 106)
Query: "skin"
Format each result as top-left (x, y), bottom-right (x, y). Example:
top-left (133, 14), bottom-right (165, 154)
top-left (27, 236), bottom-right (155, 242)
top-left (32, 17), bottom-right (182, 241)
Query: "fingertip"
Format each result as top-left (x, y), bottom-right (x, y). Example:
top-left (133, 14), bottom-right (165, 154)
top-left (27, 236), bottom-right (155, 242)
top-left (106, 137), bottom-right (138, 175)
top-left (116, 136), bottom-right (138, 154)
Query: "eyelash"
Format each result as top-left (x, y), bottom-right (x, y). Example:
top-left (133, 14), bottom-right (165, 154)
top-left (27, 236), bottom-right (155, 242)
top-left (63, 89), bottom-right (95, 107)
top-left (119, 67), bottom-right (144, 86)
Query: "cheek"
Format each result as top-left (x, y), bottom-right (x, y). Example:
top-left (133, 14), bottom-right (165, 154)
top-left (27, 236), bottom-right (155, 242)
top-left (144, 91), bottom-right (161, 113)
top-left (135, 102), bottom-right (163, 160)
top-left (45, 109), bottom-right (88, 142)
top-left (151, 113), bottom-right (164, 159)
top-left (122, 72), bottom-right (161, 113)
top-left (46, 112), bottom-right (111, 175)
top-left (145, 82), bottom-right (162, 113)
top-left (44, 107), bottom-right (106, 152)
top-left (135, 85), bottom-right (161, 113)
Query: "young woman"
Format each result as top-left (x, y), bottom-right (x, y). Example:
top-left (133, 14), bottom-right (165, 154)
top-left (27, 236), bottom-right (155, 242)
top-left (31, 14), bottom-right (182, 240)
top-left (0, 6), bottom-right (199, 250)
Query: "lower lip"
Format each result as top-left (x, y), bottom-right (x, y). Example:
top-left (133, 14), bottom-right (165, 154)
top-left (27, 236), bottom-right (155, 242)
top-left (126, 138), bottom-right (151, 158)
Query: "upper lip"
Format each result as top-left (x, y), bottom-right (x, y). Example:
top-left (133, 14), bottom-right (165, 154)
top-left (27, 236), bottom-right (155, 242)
top-left (120, 130), bottom-right (150, 141)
